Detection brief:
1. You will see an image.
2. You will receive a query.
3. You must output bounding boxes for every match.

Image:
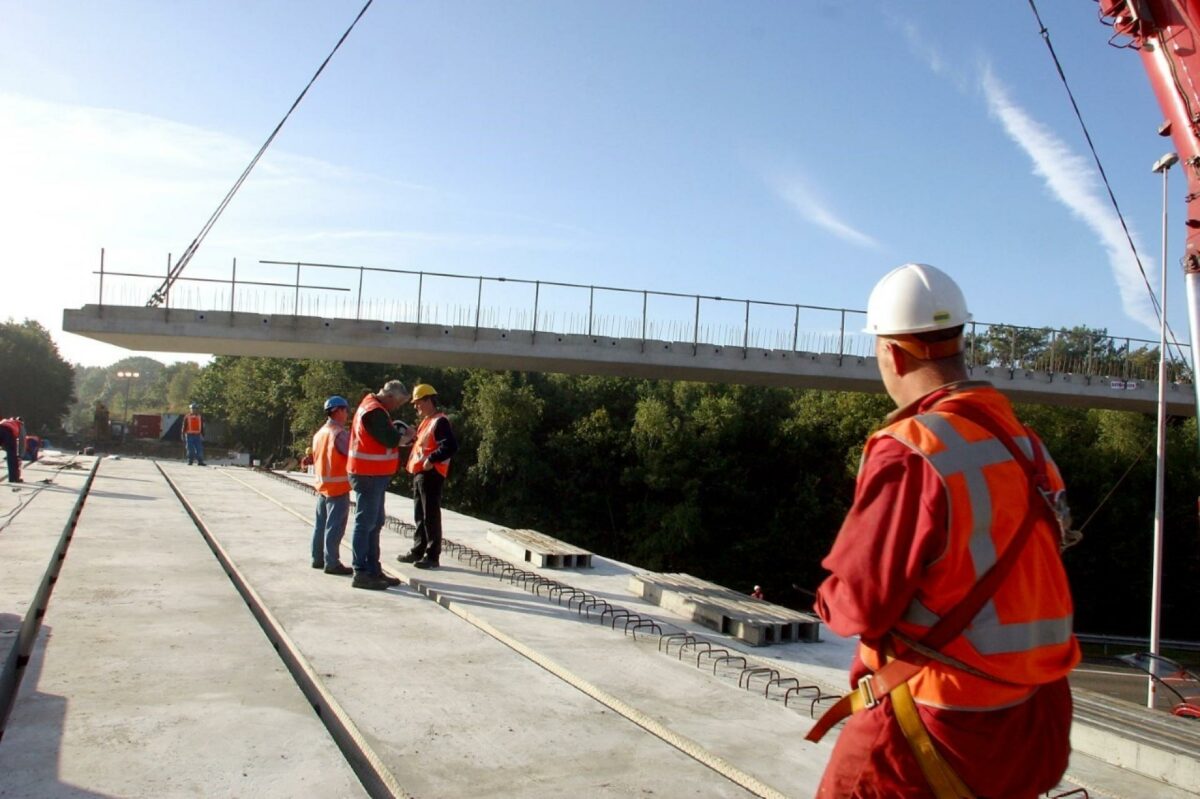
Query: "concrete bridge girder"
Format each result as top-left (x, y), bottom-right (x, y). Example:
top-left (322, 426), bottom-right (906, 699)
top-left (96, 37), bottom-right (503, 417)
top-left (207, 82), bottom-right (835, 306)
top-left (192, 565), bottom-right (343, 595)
top-left (62, 305), bottom-right (1195, 416)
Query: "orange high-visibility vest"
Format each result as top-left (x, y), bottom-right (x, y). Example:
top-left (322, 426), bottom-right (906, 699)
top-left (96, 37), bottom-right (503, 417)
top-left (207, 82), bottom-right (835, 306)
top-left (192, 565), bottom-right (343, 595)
top-left (347, 395), bottom-right (400, 476)
top-left (184, 413), bottom-right (203, 435)
top-left (859, 387), bottom-right (1080, 710)
top-left (406, 413), bottom-right (450, 477)
top-left (312, 421), bottom-right (350, 497)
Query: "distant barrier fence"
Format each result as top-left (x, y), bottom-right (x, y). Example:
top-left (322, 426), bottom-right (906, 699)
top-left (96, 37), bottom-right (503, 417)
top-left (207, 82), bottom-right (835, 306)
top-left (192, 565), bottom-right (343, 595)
top-left (1076, 633), bottom-right (1200, 655)
top-left (93, 252), bottom-right (1192, 383)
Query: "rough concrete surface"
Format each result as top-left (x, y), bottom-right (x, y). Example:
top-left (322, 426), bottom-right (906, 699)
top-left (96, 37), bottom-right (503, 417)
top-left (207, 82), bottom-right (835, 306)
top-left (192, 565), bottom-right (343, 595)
top-left (0, 458), bottom-right (365, 799)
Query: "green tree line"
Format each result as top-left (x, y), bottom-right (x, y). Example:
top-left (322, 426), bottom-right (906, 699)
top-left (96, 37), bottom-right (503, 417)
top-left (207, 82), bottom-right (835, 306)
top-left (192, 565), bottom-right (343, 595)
top-left (182, 355), bottom-right (1200, 641)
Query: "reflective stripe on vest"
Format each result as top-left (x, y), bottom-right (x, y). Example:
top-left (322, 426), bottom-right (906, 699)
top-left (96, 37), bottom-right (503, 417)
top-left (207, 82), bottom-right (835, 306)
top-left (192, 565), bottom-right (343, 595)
top-left (859, 388), bottom-right (1079, 710)
top-left (347, 395), bottom-right (399, 476)
top-left (406, 413), bottom-right (450, 477)
top-left (184, 413), bottom-right (202, 434)
top-left (312, 421), bottom-right (350, 497)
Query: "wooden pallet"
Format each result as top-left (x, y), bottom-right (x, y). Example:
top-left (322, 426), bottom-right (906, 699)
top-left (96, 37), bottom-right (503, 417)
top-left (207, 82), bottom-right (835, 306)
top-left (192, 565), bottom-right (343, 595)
top-left (629, 572), bottom-right (820, 646)
top-left (485, 528), bottom-right (594, 569)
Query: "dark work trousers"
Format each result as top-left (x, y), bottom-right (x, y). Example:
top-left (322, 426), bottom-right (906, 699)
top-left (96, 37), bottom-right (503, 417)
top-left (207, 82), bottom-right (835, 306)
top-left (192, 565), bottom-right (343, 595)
top-left (0, 426), bottom-right (19, 483)
top-left (410, 470), bottom-right (445, 562)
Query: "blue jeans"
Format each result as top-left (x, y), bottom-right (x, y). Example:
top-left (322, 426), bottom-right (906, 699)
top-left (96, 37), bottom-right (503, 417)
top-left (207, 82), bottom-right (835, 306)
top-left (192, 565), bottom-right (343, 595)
top-left (185, 434), bottom-right (205, 464)
top-left (349, 474), bottom-right (389, 576)
top-left (311, 492), bottom-right (350, 567)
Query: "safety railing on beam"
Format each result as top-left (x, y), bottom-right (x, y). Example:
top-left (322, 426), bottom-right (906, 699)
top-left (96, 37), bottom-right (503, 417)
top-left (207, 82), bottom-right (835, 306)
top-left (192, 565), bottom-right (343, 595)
top-left (91, 249), bottom-right (1193, 383)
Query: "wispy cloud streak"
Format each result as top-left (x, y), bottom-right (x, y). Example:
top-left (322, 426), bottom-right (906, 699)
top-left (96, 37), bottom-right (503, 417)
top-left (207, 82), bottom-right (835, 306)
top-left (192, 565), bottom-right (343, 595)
top-left (981, 67), bottom-right (1158, 331)
top-left (774, 176), bottom-right (881, 250)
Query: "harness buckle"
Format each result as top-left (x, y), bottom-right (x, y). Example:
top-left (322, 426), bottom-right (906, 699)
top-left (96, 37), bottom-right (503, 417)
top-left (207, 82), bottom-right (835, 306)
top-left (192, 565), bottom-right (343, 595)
top-left (857, 674), bottom-right (879, 709)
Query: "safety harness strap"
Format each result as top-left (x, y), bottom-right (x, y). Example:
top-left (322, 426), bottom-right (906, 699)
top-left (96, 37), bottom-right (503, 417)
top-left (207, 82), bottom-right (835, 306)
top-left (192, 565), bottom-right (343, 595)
top-left (890, 672), bottom-right (976, 799)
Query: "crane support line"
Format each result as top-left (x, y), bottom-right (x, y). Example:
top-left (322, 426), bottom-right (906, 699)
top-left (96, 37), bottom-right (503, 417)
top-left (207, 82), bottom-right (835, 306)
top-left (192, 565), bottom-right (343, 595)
top-left (146, 0), bottom-right (375, 308)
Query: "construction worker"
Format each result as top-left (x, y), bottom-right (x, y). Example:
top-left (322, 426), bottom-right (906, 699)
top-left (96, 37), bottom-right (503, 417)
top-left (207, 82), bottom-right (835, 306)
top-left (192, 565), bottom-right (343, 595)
top-left (182, 403), bottom-right (206, 466)
top-left (751, 585), bottom-right (764, 600)
top-left (0, 416), bottom-right (25, 484)
top-left (396, 384), bottom-right (458, 570)
top-left (347, 380), bottom-right (414, 590)
top-left (808, 264), bottom-right (1080, 798)
top-left (311, 396), bottom-right (353, 576)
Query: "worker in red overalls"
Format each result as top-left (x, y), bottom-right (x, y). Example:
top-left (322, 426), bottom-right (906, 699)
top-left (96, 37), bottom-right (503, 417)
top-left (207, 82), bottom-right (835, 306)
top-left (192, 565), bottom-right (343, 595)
top-left (809, 263), bottom-right (1080, 798)
top-left (0, 416), bottom-right (25, 483)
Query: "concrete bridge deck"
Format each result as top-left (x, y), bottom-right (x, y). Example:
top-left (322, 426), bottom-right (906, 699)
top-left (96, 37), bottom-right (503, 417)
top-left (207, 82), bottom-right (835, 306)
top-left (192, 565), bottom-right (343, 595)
top-left (63, 304), bottom-right (1197, 416)
top-left (1, 457), bottom-right (1197, 798)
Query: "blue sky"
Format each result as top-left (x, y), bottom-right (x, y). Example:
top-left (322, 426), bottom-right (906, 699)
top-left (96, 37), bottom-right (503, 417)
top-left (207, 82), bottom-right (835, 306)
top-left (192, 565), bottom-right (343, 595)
top-left (0, 1), bottom-right (1188, 365)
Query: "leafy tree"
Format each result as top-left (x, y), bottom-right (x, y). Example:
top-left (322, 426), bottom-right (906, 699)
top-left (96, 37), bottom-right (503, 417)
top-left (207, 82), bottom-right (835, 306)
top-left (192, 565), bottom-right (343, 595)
top-left (192, 356), bottom-right (306, 457)
top-left (0, 320), bottom-right (75, 433)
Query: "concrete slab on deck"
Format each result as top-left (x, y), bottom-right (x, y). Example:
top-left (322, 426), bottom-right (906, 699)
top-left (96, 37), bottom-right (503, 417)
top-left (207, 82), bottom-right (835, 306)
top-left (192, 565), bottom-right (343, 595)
top-left (0, 457), bottom-right (94, 671)
top-left (0, 458), bottom-right (365, 799)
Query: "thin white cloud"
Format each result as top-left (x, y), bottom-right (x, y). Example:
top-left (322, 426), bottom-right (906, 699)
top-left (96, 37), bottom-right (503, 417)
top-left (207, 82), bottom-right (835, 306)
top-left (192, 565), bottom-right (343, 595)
top-left (0, 93), bottom-right (584, 363)
top-left (773, 176), bottom-right (881, 250)
top-left (979, 67), bottom-right (1159, 331)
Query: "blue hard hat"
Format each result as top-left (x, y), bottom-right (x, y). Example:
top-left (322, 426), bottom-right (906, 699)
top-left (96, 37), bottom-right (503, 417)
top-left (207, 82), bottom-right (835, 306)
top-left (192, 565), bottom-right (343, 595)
top-left (323, 395), bottom-right (349, 413)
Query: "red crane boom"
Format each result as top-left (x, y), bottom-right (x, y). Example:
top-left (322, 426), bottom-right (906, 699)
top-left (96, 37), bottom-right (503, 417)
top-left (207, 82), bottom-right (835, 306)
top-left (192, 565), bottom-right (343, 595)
top-left (1100, 0), bottom-right (1200, 409)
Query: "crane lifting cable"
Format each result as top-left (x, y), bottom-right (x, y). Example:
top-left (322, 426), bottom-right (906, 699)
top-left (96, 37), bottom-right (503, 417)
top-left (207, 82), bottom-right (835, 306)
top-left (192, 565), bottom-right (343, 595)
top-left (1026, 0), bottom-right (1189, 366)
top-left (146, 0), bottom-right (374, 307)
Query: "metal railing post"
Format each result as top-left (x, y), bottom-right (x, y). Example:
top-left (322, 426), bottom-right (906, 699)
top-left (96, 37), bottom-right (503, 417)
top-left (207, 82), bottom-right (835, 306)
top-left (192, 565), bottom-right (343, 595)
top-left (474, 277), bottom-right (483, 341)
top-left (1049, 329), bottom-right (1057, 374)
top-left (1124, 338), bottom-right (1131, 379)
top-left (165, 253), bottom-right (172, 315)
top-left (743, 300), bottom-right (750, 358)
top-left (1011, 330), bottom-right (1017, 370)
top-left (587, 286), bottom-right (594, 337)
top-left (969, 321), bottom-right (976, 368)
top-left (693, 296), bottom-right (700, 355)
top-left (356, 266), bottom-right (364, 320)
top-left (532, 281), bottom-right (540, 344)
top-left (294, 261), bottom-right (301, 316)
top-left (416, 272), bottom-right (424, 327)
top-left (230, 258), bottom-right (237, 318)
top-left (792, 305), bottom-right (799, 352)
top-left (641, 291), bottom-right (647, 353)
top-left (98, 248), bottom-right (105, 314)
top-left (838, 309), bottom-right (846, 365)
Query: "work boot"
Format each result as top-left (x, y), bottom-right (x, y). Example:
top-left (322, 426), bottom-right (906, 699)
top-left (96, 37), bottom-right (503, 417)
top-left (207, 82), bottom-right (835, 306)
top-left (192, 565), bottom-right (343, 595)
top-left (413, 558), bottom-right (439, 570)
top-left (311, 559), bottom-right (324, 569)
top-left (352, 573), bottom-right (389, 590)
top-left (187, 460), bottom-right (193, 466)
top-left (380, 573), bottom-right (401, 586)
top-left (198, 461), bottom-right (206, 466)
top-left (324, 564), bottom-right (353, 576)
top-left (396, 552), bottom-right (420, 564)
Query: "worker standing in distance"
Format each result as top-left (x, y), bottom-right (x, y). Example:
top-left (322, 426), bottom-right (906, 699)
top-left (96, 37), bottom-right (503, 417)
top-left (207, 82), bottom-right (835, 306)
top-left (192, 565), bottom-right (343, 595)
top-left (397, 384), bottom-right (458, 570)
top-left (182, 403), bottom-right (206, 466)
top-left (808, 263), bottom-right (1080, 798)
top-left (311, 396), bottom-right (353, 576)
top-left (347, 380), bottom-right (414, 590)
top-left (0, 416), bottom-right (25, 484)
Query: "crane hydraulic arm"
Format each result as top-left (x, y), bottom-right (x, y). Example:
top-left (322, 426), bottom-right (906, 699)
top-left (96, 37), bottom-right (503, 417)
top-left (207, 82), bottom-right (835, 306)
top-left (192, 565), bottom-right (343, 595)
top-left (1100, 0), bottom-right (1200, 410)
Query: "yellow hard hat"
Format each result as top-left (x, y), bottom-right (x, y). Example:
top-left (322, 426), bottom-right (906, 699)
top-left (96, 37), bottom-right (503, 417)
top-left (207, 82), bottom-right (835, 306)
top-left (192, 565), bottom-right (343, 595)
top-left (411, 383), bottom-right (438, 402)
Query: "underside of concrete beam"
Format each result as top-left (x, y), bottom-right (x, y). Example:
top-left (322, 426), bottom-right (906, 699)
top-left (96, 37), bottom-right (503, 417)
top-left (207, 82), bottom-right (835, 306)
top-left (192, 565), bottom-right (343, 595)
top-left (63, 305), bottom-right (1196, 416)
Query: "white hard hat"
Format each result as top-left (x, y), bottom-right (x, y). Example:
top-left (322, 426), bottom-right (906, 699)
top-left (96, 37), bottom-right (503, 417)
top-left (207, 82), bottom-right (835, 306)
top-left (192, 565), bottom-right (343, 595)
top-left (864, 263), bottom-right (971, 335)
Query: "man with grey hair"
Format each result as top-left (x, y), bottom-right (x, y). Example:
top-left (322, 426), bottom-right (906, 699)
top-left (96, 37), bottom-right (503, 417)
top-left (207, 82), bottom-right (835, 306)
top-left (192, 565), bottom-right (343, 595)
top-left (347, 379), bottom-right (415, 590)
